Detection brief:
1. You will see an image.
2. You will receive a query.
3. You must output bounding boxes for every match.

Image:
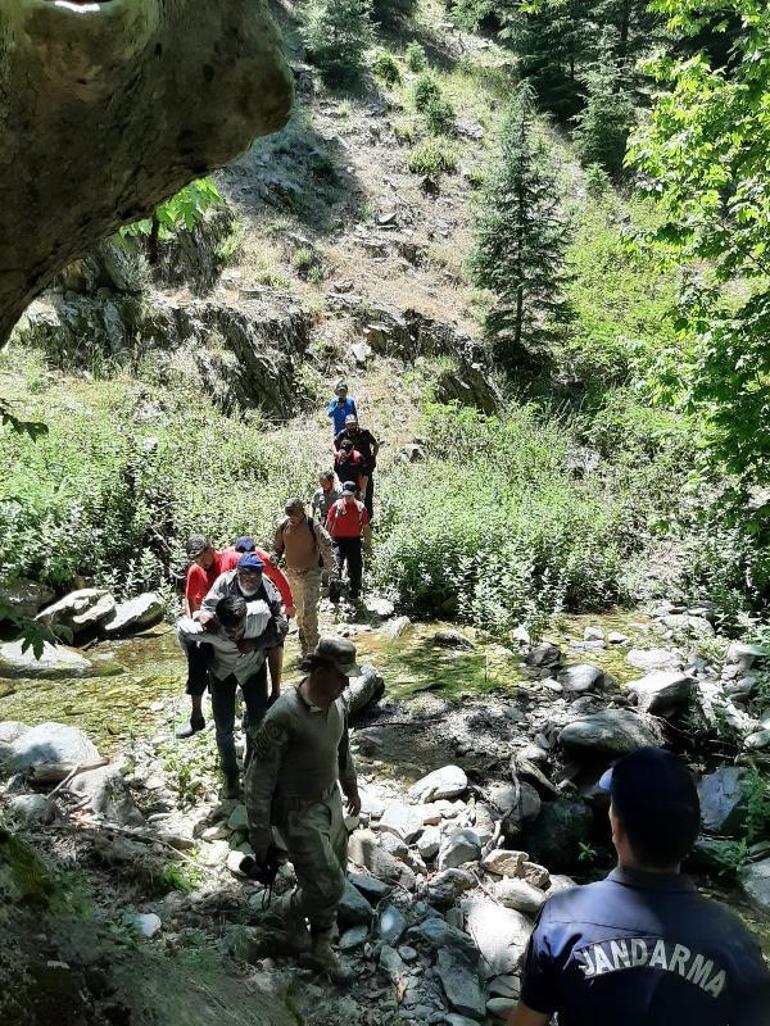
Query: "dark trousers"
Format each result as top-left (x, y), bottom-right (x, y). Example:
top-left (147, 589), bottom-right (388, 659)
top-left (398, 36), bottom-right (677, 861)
top-left (364, 474), bottom-right (375, 521)
top-left (333, 537), bottom-right (363, 598)
top-left (184, 637), bottom-right (212, 697)
top-left (210, 663), bottom-right (268, 780)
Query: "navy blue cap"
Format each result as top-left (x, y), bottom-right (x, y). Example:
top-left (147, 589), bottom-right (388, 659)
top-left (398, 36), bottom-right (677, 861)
top-left (237, 553), bottom-right (264, 572)
top-left (234, 536), bottom-right (256, 553)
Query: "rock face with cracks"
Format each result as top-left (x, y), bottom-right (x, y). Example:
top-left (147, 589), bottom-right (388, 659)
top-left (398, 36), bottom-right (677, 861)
top-left (0, 0), bottom-right (293, 347)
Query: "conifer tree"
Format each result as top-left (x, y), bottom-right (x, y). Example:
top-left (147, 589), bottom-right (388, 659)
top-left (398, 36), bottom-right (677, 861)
top-left (302, 0), bottom-right (373, 84)
top-left (573, 50), bottom-right (635, 180)
top-left (470, 82), bottom-right (572, 374)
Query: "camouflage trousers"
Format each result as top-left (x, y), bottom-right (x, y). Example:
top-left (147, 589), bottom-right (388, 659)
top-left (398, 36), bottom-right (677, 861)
top-left (276, 785), bottom-right (347, 932)
top-left (286, 568), bottom-right (321, 657)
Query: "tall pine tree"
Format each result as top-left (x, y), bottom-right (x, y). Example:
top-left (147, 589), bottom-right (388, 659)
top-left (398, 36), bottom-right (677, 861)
top-left (573, 46), bottom-right (635, 180)
top-left (471, 82), bottom-right (572, 375)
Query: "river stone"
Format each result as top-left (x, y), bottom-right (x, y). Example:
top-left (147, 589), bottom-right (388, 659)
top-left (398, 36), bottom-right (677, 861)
top-left (339, 924), bottom-right (369, 951)
top-left (9, 722), bottom-right (101, 776)
top-left (482, 849), bottom-right (527, 878)
top-left (461, 897), bottom-right (532, 979)
top-left (433, 629), bottom-right (475, 651)
top-left (494, 878), bottom-right (546, 916)
top-left (383, 615), bottom-right (411, 639)
top-left (0, 640), bottom-right (93, 679)
top-left (348, 830), bottom-right (416, 890)
top-left (500, 780), bottom-right (542, 839)
top-left (739, 859), bottom-right (770, 914)
top-left (380, 801), bottom-right (424, 843)
top-left (518, 800), bottom-right (593, 873)
top-left (71, 592), bottom-right (117, 633)
top-left (102, 592), bottom-right (164, 636)
top-left (379, 944), bottom-right (405, 981)
top-left (365, 596), bottom-right (395, 620)
top-left (418, 825), bottom-right (441, 860)
top-left (70, 761), bottom-right (144, 826)
top-left (408, 915), bottom-right (478, 960)
top-left (437, 947), bottom-right (485, 1020)
top-left (625, 648), bottom-right (682, 672)
top-left (438, 829), bottom-right (481, 870)
top-left (428, 868), bottom-right (476, 908)
top-left (525, 642), bottom-right (561, 668)
top-left (350, 872), bottom-right (392, 902)
top-left (725, 642), bottom-right (767, 670)
top-left (35, 588), bottom-right (110, 631)
top-left (486, 997), bottom-right (516, 1019)
top-left (378, 905), bottom-right (407, 945)
top-left (522, 862), bottom-right (550, 889)
top-left (557, 664), bottom-right (606, 694)
top-left (7, 793), bottom-right (56, 826)
top-left (338, 879), bottom-right (374, 926)
top-left (227, 804), bottom-right (249, 831)
top-left (0, 722), bottom-right (30, 746)
top-left (628, 670), bottom-right (693, 716)
top-left (608, 631), bottom-right (629, 645)
top-left (0, 577), bottom-right (55, 618)
top-left (558, 709), bottom-right (659, 757)
top-left (699, 767), bottom-right (748, 836)
top-left (547, 874), bottom-right (577, 896)
top-left (744, 729), bottom-right (770, 751)
top-left (409, 765), bottom-right (468, 803)
top-left (130, 912), bottom-right (162, 939)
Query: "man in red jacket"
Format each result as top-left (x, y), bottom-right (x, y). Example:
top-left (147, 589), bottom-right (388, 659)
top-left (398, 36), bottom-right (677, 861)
top-left (177, 534), bottom-right (223, 739)
top-left (325, 482), bottom-right (372, 601)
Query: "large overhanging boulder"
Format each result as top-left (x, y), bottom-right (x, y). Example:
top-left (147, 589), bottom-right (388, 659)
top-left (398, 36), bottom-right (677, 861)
top-left (0, 0), bottom-right (293, 347)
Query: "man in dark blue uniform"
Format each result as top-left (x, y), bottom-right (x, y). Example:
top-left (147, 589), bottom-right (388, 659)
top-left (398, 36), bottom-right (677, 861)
top-left (508, 747), bottom-right (770, 1026)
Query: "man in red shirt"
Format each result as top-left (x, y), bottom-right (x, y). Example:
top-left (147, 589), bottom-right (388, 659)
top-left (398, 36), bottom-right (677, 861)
top-left (325, 482), bottom-right (372, 601)
top-left (178, 534), bottom-right (224, 738)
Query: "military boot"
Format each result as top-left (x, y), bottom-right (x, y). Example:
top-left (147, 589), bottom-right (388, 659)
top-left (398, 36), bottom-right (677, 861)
top-left (269, 893), bottom-right (311, 953)
top-left (301, 930), bottom-right (353, 984)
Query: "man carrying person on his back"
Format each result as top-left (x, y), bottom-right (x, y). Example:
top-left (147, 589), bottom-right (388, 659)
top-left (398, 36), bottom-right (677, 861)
top-left (177, 594), bottom-right (272, 797)
top-left (177, 534), bottom-right (224, 740)
top-left (244, 637), bottom-right (361, 982)
top-left (200, 553), bottom-right (288, 701)
top-left (334, 414), bottom-right (380, 521)
top-left (325, 481), bottom-right (371, 603)
top-left (326, 380), bottom-right (357, 436)
top-left (508, 747), bottom-right (770, 1026)
top-left (221, 536), bottom-right (294, 616)
top-left (272, 498), bottom-right (334, 660)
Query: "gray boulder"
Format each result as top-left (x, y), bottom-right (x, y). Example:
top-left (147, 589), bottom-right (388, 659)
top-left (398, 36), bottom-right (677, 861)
top-left (0, 722), bottom-right (29, 745)
top-left (8, 722), bottom-right (101, 777)
top-left (739, 859), bottom-right (770, 914)
top-left (364, 596), bottom-right (395, 620)
top-left (744, 729), bottom-right (770, 751)
top-left (494, 878), bottom-right (546, 916)
top-left (0, 578), bottom-right (55, 618)
top-left (382, 615), bottom-right (411, 639)
top-left (558, 710), bottom-right (660, 757)
top-left (408, 915), bottom-right (478, 959)
top-left (380, 802), bottom-right (424, 843)
top-left (69, 761), bottom-right (144, 826)
top-left (7, 793), bottom-right (56, 826)
top-left (428, 868), bottom-right (477, 908)
top-left (0, 640), bottom-right (93, 679)
top-left (438, 829), bottom-right (482, 870)
top-left (518, 800), bottom-right (593, 874)
top-left (628, 671), bottom-right (693, 716)
top-left (349, 872), bottom-right (392, 902)
top-left (379, 944), bottom-right (405, 981)
top-left (418, 825), bottom-right (441, 860)
top-left (461, 897), bottom-right (532, 979)
top-left (346, 664), bottom-right (385, 718)
top-left (437, 947), bottom-right (486, 1020)
top-left (625, 648), bottom-right (682, 672)
top-left (525, 642), bottom-right (561, 669)
top-left (36, 588), bottom-right (114, 634)
top-left (557, 664), bottom-right (608, 694)
top-left (338, 879), bottom-right (374, 927)
top-left (482, 849), bottom-right (527, 878)
top-left (102, 592), bottom-right (164, 637)
top-left (725, 642), bottom-right (767, 670)
top-left (433, 630), bottom-right (475, 650)
top-left (409, 765), bottom-right (468, 802)
top-left (699, 767), bottom-right (748, 836)
top-left (348, 829), bottom-right (416, 890)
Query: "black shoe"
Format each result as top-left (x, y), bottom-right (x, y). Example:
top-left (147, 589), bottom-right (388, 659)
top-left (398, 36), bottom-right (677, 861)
top-left (176, 716), bottom-right (205, 739)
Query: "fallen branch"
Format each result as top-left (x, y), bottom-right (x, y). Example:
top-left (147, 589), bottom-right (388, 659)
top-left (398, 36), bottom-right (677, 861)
top-left (47, 759), bottom-right (109, 797)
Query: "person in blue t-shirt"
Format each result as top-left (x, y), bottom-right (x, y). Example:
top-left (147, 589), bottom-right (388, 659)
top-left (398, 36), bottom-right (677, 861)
top-left (327, 380), bottom-right (357, 436)
top-left (509, 747), bottom-right (770, 1026)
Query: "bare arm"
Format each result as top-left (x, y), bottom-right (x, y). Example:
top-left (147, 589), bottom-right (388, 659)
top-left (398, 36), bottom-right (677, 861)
top-left (507, 1003), bottom-right (550, 1026)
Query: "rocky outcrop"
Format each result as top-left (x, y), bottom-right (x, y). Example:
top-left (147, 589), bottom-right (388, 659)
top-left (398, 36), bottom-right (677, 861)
top-left (0, 0), bottom-right (292, 347)
top-left (102, 593), bottom-right (165, 638)
top-left (36, 589), bottom-right (115, 636)
top-left (0, 641), bottom-right (93, 680)
top-left (5, 722), bottom-right (101, 779)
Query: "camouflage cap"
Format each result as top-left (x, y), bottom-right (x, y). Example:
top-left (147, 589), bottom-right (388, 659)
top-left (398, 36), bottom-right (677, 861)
top-left (312, 637), bottom-right (361, 677)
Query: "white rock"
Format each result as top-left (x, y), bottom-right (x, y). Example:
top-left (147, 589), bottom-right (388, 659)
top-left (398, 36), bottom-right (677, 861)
top-left (438, 829), bottom-right (481, 870)
top-left (102, 592), bottom-right (164, 636)
top-left (625, 648), bottom-right (682, 671)
top-left (380, 802), bottom-right (424, 843)
top-left (0, 721), bottom-right (30, 745)
top-left (408, 765), bottom-right (468, 803)
top-left (494, 878), bottom-right (546, 916)
top-left (199, 840), bottom-right (230, 866)
top-left (557, 664), bottom-right (606, 694)
top-left (9, 721), bottom-right (101, 776)
top-left (0, 641), bottom-right (93, 679)
top-left (35, 587), bottom-right (112, 632)
top-left (226, 850), bottom-right (248, 877)
top-left (628, 670), bottom-right (693, 715)
top-left (583, 626), bottom-right (605, 641)
top-left (418, 825), bottom-right (441, 860)
top-left (131, 912), bottom-right (162, 938)
top-left (481, 849), bottom-right (527, 878)
top-left (607, 631), bottom-right (629, 645)
top-left (461, 897), bottom-right (533, 979)
top-left (7, 793), bottom-right (56, 825)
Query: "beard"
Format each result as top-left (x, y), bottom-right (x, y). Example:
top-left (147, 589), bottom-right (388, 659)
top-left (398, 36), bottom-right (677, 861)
top-left (238, 582), bottom-right (260, 597)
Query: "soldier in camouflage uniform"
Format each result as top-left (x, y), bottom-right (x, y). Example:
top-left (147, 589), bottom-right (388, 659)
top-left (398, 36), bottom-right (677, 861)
top-left (244, 637), bottom-right (361, 981)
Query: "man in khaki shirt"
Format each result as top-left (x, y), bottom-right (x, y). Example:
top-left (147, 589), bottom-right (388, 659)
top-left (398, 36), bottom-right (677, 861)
top-left (245, 637), bottom-right (361, 981)
top-left (272, 498), bottom-right (333, 659)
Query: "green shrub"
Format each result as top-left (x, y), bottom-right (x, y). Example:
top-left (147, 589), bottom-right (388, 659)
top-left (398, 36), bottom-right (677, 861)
top-left (412, 73), bottom-right (455, 134)
top-left (407, 140), bottom-right (458, 175)
top-left (372, 0), bottom-right (417, 28)
top-left (405, 42), bottom-right (427, 72)
top-left (301, 0), bottom-right (374, 84)
top-left (373, 403), bottom-right (663, 632)
top-left (413, 72), bottom-right (442, 111)
top-left (372, 49), bottom-right (401, 85)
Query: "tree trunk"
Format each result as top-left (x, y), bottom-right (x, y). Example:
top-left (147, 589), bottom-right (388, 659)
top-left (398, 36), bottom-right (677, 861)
top-left (0, 0), bottom-right (293, 348)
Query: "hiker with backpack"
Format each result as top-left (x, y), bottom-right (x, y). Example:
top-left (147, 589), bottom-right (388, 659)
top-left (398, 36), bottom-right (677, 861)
top-left (272, 498), bottom-right (334, 659)
top-left (325, 482), bottom-right (371, 602)
top-left (326, 380), bottom-right (357, 437)
top-left (334, 414), bottom-right (380, 521)
top-left (334, 439), bottom-right (365, 496)
top-left (311, 470), bottom-right (341, 523)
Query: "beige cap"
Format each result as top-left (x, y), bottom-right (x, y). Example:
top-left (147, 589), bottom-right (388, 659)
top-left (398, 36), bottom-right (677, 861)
top-left (312, 637), bottom-right (361, 677)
